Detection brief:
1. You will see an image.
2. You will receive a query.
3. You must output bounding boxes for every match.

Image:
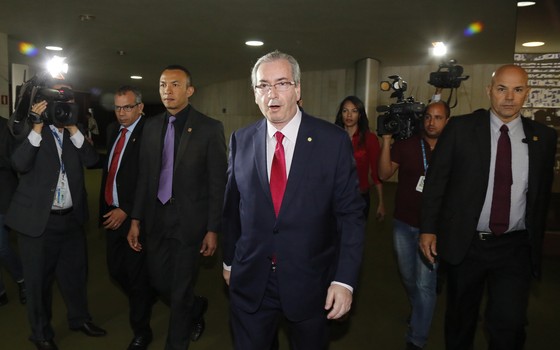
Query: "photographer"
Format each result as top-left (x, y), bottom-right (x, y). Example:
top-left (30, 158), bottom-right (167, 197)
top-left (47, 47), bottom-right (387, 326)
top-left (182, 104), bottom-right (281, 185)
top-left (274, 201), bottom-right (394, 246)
top-left (378, 101), bottom-right (450, 350)
top-left (5, 83), bottom-right (105, 350)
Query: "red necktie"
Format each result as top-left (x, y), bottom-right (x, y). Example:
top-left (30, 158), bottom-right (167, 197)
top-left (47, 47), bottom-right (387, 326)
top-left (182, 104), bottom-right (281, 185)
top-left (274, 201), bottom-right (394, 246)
top-left (105, 128), bottom-right (128, 206)
top-left (270, 132), bottom-right (287, 217)
top-left (489, 124), bottom-right (512, 235)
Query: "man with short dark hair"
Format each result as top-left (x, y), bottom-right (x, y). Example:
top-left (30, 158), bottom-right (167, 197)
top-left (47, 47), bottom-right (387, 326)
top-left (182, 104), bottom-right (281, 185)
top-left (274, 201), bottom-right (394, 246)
top-left (128, 65), bottom-right (227, 350)
top-left (378, 101), bottom-right (450, 350)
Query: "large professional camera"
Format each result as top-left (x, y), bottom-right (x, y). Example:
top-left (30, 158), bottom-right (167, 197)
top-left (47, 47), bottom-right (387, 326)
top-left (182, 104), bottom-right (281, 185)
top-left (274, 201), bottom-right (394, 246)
top-left (428, 59), bottom-right (469, 89)
top-left (9, 72), bottom-right (79, 139)
top-left (376, 75), bottom-right (425, 140)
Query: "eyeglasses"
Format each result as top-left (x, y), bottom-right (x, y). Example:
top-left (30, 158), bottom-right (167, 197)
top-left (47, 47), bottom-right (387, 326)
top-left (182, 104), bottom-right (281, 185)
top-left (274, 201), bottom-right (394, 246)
top-left (114, 103), bottom-right (139, 112)
top-left (254, 81), bottom-right (296, 94)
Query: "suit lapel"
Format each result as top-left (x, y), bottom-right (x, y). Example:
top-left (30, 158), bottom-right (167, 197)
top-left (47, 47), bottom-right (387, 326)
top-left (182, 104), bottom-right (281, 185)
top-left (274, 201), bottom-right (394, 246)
top-left (252, 119), bottom-right (271, 205)
top-left (174, 109), bottom-right (195, 173)
top-left (521, 117), bottom-right (538, 208)
top-left (277, 114), bottom-right (315, 217)
top-left (474, 110), bottom-right (492, 184)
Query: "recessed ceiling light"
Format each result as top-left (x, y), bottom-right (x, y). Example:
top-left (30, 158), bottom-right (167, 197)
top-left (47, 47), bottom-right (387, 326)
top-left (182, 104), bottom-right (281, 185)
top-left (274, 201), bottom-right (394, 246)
top-left (117, 50), bottom-right (126, 56)
top-left (130, 75), bottom-right (142, 80)
top-left (522, 41), bottom-right (545, 47)
top-left (245, 40), bottom-right (264, 47)
top-left (517, 2), bottom-right (536, 7)
top-left (79, 14), bottom-right (96, 21)
top-left (45, 46), bottom-right (63, 51)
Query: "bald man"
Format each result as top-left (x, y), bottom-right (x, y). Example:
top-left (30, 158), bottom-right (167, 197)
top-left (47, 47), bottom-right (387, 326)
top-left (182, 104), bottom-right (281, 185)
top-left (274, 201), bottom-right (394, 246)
top-left (419, 65), bottom-right (557, 350)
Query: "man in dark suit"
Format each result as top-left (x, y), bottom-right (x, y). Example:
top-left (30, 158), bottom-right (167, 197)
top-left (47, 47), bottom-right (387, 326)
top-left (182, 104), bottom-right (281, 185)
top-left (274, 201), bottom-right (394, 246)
top-left (100, 85), bottom-right (155, 350)
top-left (0, 116), bottom-right (26, 306)
top-left (222, 50), bottom-right (365, 349)
top-left (127, 65), bottom-right (227, 350)
top-left (420, 65), bottom-right (558, 350)
top-left (5, 83), bottom-right (106, 350)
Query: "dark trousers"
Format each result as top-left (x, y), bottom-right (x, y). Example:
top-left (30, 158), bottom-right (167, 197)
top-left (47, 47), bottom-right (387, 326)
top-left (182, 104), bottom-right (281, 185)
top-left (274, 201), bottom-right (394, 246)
top-left (106, 216), bottom-right (155, 337)
top-left (230, 270), bottom-right (328, 350)
top-left (147, 201), bottom-right (200, 350)
top-left (445, 231), bottom-right (532, 350)
top-left (18, 212), bottom-right (91, 342)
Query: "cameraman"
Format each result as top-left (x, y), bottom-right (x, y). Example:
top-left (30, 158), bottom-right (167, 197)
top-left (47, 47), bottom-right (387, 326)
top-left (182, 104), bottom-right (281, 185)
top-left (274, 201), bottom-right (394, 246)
top-left (378, 101), bottom-right (450, 350)
top-left (5, 84), bottom-right (106, 350)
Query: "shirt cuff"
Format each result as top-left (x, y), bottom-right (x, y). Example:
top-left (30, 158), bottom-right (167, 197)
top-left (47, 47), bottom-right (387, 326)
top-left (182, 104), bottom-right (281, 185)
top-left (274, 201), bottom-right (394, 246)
top-left (70, 130), bottom-right (85, 148)
top-left (331, 281), bottom-right (353, 293)
top-left (28, 130), bottom-right (42, 147)
top-left (223, 263), bottom-right (231, 271)
top-left (431, 93), bottom-right (441, 102)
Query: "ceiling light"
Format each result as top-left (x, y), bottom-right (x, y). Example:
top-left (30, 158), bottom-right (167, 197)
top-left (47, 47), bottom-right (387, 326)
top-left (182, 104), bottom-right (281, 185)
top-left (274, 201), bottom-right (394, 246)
top-left (45, 46), bottom-right (63, 51)
top-left (117, 50), bottom-right (126, 56)
top-left (79, 14), bottom-right (96, 21)
top-left (431, 42), bottom-right (447, 56)
top-left (245, 40), bottom-right (264, 47)
top-left (522, 41), bottom-right (545, 47)
top-left (130, 75), bottom-right (142, 80)
top-left (517, 2), bottom-right (536, 7)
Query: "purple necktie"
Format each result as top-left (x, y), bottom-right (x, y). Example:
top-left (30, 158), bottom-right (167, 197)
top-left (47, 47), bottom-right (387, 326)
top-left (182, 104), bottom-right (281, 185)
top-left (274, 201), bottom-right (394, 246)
top-left (270, 132), bottom-right (287, 217)
top-left (158, 116), bottom-right (176, 204)
top-left (489, 124), bottom-right (512, 235)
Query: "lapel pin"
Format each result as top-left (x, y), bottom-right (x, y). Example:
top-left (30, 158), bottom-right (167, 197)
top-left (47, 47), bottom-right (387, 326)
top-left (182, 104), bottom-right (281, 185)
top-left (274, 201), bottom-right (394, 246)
top-left (132, 138), bottom-right (136, 143)
top-left (187, 128), bottom-right (193, 133)
top-left (533, 136), bottom-right (538, 141)
top-left (307, 137), bottom-right (312, 142)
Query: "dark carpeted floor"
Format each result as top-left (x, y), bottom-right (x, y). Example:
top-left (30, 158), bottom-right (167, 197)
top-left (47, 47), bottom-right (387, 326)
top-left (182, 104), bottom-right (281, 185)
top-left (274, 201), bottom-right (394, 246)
top-left (1, 168), bottom-right (559, 349)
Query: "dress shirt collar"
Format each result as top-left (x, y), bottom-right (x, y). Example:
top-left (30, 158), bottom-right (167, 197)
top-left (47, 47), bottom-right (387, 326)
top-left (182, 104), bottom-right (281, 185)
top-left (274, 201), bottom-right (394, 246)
top-left (266, 108), bottom-right (302, 144)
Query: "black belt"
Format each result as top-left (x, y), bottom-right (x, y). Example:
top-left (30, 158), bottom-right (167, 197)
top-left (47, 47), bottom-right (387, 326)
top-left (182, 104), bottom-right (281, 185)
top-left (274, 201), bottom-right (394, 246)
top-left (50, 207), bottom-right (73, 215)
top-left (477, 230), bottom-right (527, 241)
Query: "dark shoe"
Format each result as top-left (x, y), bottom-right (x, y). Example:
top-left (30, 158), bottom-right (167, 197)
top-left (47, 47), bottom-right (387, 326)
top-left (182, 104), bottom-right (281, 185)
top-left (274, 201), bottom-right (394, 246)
top-left (190, 296), bottom-right (208, 341)
top-left (190, 317), bottom-right (206, 342)
top-left (18, 281), bottom-right (27, 304)
top-left (71, 321), bottom-right (107, 337)
top-left (406, 342), bottom-right (423, 350)
top-left (31, 339), bottom-right (58, 350)
top-left (0, 292), bottom-right (8, 306)
top-left (127, 333), bottom-right (153, 350)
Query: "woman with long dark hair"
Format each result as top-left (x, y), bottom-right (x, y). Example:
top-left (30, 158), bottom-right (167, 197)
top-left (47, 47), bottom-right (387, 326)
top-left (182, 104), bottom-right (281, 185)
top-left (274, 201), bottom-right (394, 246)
top-left (335, 95), bottom-right (385, 220)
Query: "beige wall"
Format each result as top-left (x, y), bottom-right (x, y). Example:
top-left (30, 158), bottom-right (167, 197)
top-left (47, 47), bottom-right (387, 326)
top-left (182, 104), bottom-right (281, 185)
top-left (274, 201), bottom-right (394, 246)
top-left (192, 62), bottom-right (507, 139)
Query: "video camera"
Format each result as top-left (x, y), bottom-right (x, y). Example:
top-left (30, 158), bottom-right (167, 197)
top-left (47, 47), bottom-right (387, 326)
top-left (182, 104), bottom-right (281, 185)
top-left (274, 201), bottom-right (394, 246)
top-left (9, 71), bottom-right (79, 139)
top-left (428, 59), bottom-right (469, 89)
top-left (376, 75), bottom-right (425, 140)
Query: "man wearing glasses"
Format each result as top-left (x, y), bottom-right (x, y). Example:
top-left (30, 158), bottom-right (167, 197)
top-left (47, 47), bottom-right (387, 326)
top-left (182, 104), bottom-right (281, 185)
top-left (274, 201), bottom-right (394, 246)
top-left (128, 65), bottom-right (227, 350)
top-left (222, 51), bottom-right (365, 349)
top-left (100, 85), bottom-right (155, 350)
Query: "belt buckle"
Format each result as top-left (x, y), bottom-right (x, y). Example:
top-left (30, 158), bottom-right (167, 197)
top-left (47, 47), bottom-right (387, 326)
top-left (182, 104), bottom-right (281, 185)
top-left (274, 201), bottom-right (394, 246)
top-left (479, 232), bottom-right (491, 240)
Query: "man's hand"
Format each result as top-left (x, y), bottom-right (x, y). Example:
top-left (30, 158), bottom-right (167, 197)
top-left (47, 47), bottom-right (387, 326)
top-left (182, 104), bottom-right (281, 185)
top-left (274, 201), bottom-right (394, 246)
top-left (127, 219), bottom-right (142, 252)
top-left (376, 203), bottom-right (386, 222)
top-left (223, 268), bottom-right (231, 286)
top-left (64, 125), bottom-right (79, 136)
top-left (102, 208), bottom-right (127, 230)
top-left (200, 231), bottom-right (218, 256)
top-left (325, 284), bottom-right (353, 319)
top-left (419, 233), bottom-right (438, 264)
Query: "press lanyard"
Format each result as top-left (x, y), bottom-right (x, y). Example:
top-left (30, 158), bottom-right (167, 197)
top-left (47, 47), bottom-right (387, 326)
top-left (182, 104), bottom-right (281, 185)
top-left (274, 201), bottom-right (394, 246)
top-left (50, 127), bottom-right (66, 175)
top-left (420, 139), bottom-right (428, 175)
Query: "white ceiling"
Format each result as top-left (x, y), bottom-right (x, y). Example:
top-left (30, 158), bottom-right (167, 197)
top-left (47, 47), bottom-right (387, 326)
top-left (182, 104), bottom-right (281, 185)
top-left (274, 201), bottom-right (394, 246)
top-left (1, 0), bottom-right (558, 103)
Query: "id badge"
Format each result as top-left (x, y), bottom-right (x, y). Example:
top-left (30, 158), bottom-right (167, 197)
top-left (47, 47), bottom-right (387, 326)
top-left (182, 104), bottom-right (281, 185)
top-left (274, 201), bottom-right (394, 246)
top-left (416, 175), bottom-right (425, 193)
top-left (53, 186), bottom-right (66, 208)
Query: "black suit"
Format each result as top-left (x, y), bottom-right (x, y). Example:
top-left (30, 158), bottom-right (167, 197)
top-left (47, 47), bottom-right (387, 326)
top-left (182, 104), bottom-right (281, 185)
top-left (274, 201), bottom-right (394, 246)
top-left (0, 117), bottom-right (17, 214)
top-left (5, 125), bottom-right (99, 342)
top-left (421, 109), bottom-right (557, 349)
top-left (100, 117), bottom-right (155, 338)
top-left (132, 105), bottom-right (227, 350)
